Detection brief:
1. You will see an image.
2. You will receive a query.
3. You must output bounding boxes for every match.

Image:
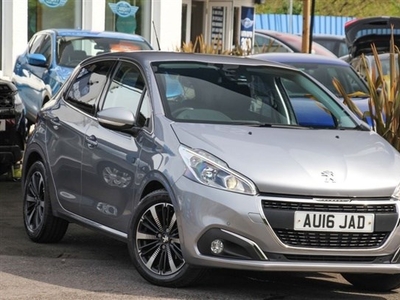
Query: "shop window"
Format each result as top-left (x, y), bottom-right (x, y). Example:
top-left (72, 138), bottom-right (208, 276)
top-left (28, 0), bottom-right (82, 40)
top-left (105, 0), bottom-right (150, 36)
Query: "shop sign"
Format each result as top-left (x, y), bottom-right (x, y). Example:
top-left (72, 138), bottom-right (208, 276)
top-left (39, 0), bottom-right (68, 8)
top-left (240, 7), bottom-right (255, 52)
top-left (108, 1), bottom-right (138, 18)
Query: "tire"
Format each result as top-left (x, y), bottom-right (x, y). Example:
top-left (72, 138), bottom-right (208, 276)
top-left (23, 160), bottom-right (69, 243)
top-left (341, 273), bottom-right (400, 292)
top-left (128, 189), bottom-right (207, 287)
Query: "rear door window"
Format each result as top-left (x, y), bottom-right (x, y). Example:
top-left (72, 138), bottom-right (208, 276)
top-left (65, 60), bottom-right (115, 115)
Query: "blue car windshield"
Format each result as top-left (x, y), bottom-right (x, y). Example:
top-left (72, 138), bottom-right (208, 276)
top-left (152, 62), bottom-right (359, 129)
top-left (57, 36), bottom-right (152, 68)
top-left (290, 63), bottom-right (370, 98)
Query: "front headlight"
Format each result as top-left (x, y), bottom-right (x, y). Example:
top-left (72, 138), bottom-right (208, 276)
top-left (391, 183), bottom-right (400, 200)
top-left (179, 145), bottom-right (257, 195)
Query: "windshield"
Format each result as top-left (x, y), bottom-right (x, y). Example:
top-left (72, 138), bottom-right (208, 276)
top-left (290, 63), bottom-right (369, 98)
top-left (57, 36), bottom-right (152, 68)
top-left (153, 62), bottom-right (359, 129)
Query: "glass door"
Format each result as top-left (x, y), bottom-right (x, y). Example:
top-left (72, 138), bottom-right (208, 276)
top-left (207, 1), bottom-right (233, 52)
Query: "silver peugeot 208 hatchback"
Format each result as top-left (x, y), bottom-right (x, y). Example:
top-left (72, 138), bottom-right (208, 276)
top-left (21, 51), bottom-right (400, 292)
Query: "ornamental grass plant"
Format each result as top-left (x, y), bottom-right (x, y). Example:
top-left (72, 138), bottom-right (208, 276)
top-left (177, 34), bottom-right (251, 56)
top-left (334, 29), bottom-right (400, 151)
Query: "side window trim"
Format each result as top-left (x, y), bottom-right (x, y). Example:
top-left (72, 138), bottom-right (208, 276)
top-left (137, 88), bottom-right (153, 132)
top-left (29, 34), bottom-right (45, 54)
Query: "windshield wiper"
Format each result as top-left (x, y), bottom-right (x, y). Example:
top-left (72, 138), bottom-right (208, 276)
top-left (232, 122), bottom-right (310, 129)
top-left (337, 123), bottom-right (371, 131)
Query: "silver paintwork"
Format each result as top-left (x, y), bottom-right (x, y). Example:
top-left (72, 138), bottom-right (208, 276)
top-left (23, 51), bottom-right (400, 280)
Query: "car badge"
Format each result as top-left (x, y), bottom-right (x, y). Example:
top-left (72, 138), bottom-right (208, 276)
top-left (321, 170), bottom-right (335, 183)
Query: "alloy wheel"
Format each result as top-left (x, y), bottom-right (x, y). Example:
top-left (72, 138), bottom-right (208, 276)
top-left (25, 170), bottom-right (45, 231)
top-left (135, 202), bottom-right (185, 275)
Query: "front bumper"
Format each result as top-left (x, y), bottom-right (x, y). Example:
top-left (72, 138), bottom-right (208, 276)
top-left (175, 176), bottom-right (400, 274)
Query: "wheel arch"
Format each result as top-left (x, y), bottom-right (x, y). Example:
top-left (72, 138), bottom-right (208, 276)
top-left (22, 143), bottom-right (47, 185)
top-left (138, 171), bottom-right (178, 206)
top-left (22, 143), bottom-right (68, 220)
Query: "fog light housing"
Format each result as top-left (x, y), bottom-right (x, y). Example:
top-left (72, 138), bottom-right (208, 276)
top-left (210, 239), bottom-right (224, 254)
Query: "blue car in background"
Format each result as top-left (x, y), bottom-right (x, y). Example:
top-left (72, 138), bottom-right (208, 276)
top-left (12, 28), bottom-right (153, 126)
top-left (250, 53), bottom-right (371, 127)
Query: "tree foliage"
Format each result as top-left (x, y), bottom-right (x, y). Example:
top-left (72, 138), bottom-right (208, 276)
top-left (256, 0), bottom-right (400, 17)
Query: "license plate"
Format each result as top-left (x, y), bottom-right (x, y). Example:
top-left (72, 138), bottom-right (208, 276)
top-left (294, 211), bottom-right (374, 232)
top-left (0, 119), bottom-right (5, 131)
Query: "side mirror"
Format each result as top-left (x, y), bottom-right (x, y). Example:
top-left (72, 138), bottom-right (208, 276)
top-left (97, 107), bottom-right (140, 135)
top-left (27, 53), bottom-right (47, 67)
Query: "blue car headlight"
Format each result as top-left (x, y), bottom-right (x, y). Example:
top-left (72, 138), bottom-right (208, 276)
top-left (179, 145), bottom-right (257, 195)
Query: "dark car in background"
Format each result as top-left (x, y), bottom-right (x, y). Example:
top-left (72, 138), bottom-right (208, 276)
top-left (345, 16), bottom-right (400, 59)
top-left (254, 30), bottom-right (336, 57)
top-left (345, 16), bottom-right (400, 81)
top-left (0, 79), bottom-right (26, 176)
top-left (12, 28), bottom-right (153, 126)
top-left (312, 34), bottom-right (348, 58)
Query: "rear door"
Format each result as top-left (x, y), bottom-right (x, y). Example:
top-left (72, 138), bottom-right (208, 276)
top-left (45, 60), bottom-right (115, 214)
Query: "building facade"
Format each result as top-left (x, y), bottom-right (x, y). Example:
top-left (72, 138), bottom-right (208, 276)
top-left (0, 0), bottom-right (257, 78)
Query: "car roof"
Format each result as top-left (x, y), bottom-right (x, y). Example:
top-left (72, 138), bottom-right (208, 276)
top-left (312, 34), bottom-right (345, 40)
top-left (255, 30), bottom-right (337, 57)
top-left (249, 52), bottom-right (349, 66)
top-left (92, 51), bottom-right (298, 69)
top-left (38, 28), bottom-right (150, 42)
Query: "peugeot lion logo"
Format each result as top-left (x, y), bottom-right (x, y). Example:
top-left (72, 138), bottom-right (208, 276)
top-left (321, 170), bottom-right (335, 183)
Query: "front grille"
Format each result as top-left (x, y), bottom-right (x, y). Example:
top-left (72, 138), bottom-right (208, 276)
top-left (0, 84), bottom-right (15, 109)
top-left (276, 229), bottom-right (390, 248)
top-left (262, 200), bottom-right (397, 213)
top-left (262, 199), bottom-right (397, 249)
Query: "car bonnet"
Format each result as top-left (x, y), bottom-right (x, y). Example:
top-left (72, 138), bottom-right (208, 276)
top-left (171, 122), bottom-right (400, 197)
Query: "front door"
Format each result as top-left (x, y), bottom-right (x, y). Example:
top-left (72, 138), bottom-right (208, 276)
top-left (80, 61), bottom-right (147, 232)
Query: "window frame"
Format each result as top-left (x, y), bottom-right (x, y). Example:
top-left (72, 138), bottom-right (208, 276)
top-left (63, 59), bottom-right (115, 116)
top-left (100, 59), bottom-right (153, 132)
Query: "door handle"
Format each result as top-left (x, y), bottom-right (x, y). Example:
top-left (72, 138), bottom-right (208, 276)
top-left (49, 117), bottom-right (60, 130)
top-left (85, 135), bottom-right (98, 148)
